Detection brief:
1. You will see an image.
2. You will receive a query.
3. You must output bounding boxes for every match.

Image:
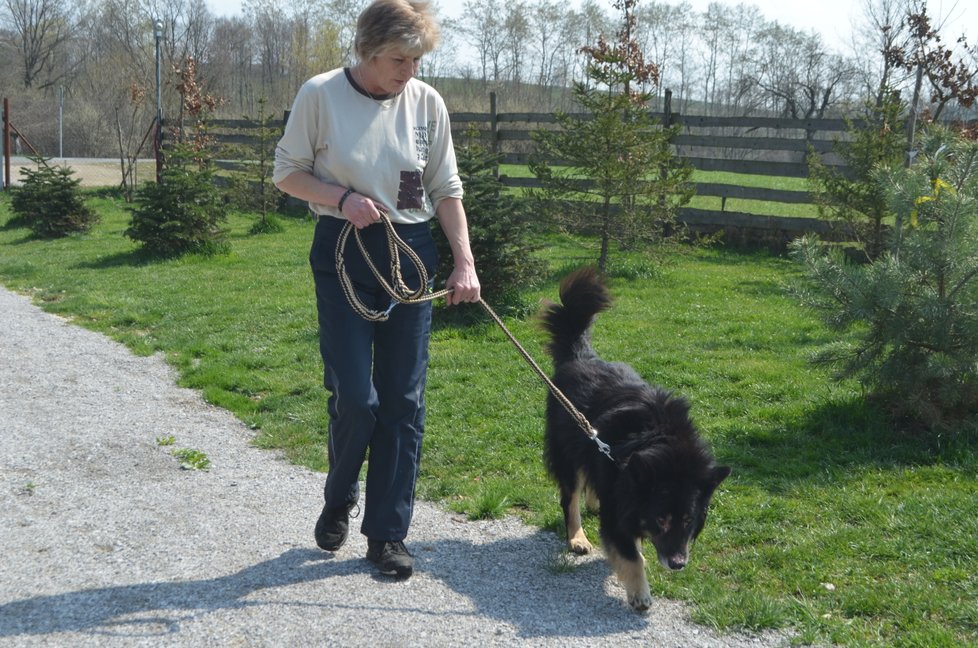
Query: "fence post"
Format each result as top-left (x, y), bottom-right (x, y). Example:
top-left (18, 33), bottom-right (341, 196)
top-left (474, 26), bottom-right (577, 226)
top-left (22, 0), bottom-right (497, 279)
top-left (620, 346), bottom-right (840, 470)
top-left (660, 89), bottom-right (674, 214)
top-left (489, 91), bottom-right (499, 179)
top-left (662, 88), bottom-right (673, 128)
top-left (2, 98), bottom-right (9, 191)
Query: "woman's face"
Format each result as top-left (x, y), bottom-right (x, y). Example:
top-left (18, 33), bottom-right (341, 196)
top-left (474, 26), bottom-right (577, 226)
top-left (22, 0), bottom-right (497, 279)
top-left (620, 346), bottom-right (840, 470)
top-left (362, 50), bottom-right (421, 95)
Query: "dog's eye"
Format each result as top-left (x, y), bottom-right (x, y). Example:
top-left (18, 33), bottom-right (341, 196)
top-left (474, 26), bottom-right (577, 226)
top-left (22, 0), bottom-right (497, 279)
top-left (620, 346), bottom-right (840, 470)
top-left (682, 514), bottom-right (693, 528)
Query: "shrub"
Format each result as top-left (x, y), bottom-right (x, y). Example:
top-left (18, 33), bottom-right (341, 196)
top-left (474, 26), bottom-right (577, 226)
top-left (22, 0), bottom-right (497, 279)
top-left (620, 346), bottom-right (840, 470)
top-left (126, 57), bottom-right (228, 257)
top-left (224, 96), bottom-right (286, 233)
top-left (126, 147), bottom-right (228, 257)
top-left (792, 127), bottom-right (978, 428)
top-left (808, 92), bottom-right (907, 260)
top-left (435, 134), bottom-right (546, 316)
top-left (528, 0), bottom-right (693, 272)
top-left (10, 159), bottom-right (98, 237)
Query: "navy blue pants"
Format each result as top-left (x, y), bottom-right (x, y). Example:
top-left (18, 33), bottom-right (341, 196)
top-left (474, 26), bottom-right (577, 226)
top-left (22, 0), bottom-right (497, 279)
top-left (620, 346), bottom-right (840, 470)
top-left (310, 217), bottom-right (437, 542)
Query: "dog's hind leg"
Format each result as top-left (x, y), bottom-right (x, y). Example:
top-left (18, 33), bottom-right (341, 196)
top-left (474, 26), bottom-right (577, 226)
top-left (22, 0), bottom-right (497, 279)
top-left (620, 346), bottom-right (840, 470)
top-left (561, 472), bottom-right (593, 554)
top-left (606, 539), bottom-right (652, 612)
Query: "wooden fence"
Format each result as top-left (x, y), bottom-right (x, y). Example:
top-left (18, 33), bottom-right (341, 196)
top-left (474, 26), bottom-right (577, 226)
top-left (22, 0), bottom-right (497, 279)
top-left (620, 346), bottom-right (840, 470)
top-left (448, 91), bottom-right (855, 249)
top-left (208, 92), bottom-right (863, 249)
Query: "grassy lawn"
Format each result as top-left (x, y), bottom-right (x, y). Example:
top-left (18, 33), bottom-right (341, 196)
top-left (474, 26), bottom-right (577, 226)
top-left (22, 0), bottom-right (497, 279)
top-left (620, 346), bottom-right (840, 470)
top-left (1, 192), bottom-right (976, 647)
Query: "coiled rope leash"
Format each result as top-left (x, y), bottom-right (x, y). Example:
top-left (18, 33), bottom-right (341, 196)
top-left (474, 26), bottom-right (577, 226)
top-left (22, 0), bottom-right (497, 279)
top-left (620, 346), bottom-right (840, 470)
top-left (334, 209), bottom-right (614, 463)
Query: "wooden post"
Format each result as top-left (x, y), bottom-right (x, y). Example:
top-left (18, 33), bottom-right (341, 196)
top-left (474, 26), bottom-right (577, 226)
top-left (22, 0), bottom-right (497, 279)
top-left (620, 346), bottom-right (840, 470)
top-left (490, 91), bottom-right (499, 179)
top-left (2, 98), bottom-right (10, 191)
top-left (659, 89), bottom-right (674, 214)
top-left (490, 91), bottom-right (498, 153)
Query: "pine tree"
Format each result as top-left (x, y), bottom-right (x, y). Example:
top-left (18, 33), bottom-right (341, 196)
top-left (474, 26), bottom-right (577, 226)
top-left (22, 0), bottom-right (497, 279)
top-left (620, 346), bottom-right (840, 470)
top-left (529, 0), bottom-right (692, 272)
top-left (11, 158), bottom-right (98, 238)
top-left (793, 127), bottom-right (978, 428)
top-left (126, 58), bottom-right (228, 257)
top-left (808, 91), bottom-right (907, 260)
top-left (436, 132), bottom-right (545, 316)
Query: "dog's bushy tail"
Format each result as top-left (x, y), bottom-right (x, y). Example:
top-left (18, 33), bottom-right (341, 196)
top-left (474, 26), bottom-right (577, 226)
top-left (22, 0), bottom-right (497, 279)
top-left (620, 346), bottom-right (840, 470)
top-left (541, 267), bottom-right (612, 366)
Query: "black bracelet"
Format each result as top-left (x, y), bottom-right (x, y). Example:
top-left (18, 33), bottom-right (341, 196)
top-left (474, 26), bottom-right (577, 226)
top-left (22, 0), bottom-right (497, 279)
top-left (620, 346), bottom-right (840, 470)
top-left (337, 188), bottom-right (356, 213)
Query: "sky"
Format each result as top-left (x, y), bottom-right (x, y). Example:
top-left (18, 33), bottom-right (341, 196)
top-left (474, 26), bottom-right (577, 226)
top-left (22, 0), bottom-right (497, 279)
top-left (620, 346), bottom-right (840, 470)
top-left (205, 0), bottom-right (973, 55)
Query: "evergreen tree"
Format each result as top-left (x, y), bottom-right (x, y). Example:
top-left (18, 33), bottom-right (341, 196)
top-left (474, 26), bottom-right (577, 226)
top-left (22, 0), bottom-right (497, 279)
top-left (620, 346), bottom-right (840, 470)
top-left (126, 146), bottom-right (228, 257)
top-left (808, 91), bottom-right (907, 260)
top-left (529, 0), bottom-right (692, 272)
top-left (11, 159), bottom-right (98, 238)
top-left (793, 127), bottom-right (978, 428)
top-left (126, 58), bottom-right (228, 257)
top-left (436, 132), bottom-right (545, 315)
top-left (225, 96), bottom-right (285, 234)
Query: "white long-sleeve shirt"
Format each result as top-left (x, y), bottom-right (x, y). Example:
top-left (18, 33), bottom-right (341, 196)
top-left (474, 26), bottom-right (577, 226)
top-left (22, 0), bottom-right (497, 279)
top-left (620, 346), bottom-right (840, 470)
top-left (273, 68), bottom-right (463, 225)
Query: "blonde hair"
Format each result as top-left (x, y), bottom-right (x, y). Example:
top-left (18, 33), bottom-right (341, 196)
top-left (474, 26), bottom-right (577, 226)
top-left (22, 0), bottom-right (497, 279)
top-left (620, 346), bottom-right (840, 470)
top-left (355, 0), bottom-right (440, 62)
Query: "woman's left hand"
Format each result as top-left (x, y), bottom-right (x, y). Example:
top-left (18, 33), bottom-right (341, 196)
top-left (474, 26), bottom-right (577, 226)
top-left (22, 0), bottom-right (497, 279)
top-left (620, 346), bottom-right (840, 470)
top-left (445, 264), bottom-right (481, 306)
top-left (435, 198), bottom-right (480, 306)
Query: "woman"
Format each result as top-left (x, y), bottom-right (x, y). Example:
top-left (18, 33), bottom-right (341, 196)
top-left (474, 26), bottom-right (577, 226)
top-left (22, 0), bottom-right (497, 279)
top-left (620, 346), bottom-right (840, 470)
top-left (273, 0), bottom-right (480, 579)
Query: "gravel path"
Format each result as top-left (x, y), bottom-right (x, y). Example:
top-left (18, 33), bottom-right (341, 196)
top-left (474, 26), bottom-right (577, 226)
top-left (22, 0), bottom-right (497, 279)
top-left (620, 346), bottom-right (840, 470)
top-left (0, 285), bottom-right (792, 647)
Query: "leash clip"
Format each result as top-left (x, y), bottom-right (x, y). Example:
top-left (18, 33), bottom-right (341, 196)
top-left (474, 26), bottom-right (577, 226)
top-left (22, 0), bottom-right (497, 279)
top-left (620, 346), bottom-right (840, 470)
top-left (589, 427), bottom-right (614, 462)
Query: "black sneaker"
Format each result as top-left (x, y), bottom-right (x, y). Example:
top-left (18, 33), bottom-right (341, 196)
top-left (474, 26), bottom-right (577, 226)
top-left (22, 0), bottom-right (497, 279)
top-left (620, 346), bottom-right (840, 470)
top-left (366, 540), bottom-right (414, 578)
top-left (314, 501), bottom-right (358, 552)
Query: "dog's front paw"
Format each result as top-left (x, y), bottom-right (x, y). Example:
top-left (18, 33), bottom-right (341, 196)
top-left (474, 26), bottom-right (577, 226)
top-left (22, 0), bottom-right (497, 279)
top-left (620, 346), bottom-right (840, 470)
top-left (568, 536), bottom-right (593, 555)
top-left (627, 587), bottom-right (653, 612)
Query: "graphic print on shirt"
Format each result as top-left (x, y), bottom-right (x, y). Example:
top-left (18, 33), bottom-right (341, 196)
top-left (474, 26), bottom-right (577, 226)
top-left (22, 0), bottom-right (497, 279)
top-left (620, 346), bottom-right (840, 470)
top-left (397, 121), bottom-right (437, 211)
top-left (397, 170), bottom-right (425, 210)
top-left (413, 121), bottom-right (435, 163)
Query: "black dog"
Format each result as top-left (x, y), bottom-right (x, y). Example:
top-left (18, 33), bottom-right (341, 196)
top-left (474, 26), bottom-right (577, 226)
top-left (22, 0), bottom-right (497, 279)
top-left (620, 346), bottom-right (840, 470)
top-left (541, 268), bottom-right (731, 611)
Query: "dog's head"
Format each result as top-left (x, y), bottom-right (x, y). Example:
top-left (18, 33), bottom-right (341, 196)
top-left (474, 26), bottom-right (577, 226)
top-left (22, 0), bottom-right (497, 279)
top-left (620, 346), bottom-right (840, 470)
top-left (613, 394), bottom-right (731, 571)
top-left (629, 458), bottom-right (731, 570)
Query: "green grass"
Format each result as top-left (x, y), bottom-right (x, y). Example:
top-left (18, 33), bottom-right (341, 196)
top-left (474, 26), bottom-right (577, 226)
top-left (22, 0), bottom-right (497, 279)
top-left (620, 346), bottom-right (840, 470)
top-left (2, 192), bottom-right (977, 647)
top-left (171, 447), bottom-right (212, 470)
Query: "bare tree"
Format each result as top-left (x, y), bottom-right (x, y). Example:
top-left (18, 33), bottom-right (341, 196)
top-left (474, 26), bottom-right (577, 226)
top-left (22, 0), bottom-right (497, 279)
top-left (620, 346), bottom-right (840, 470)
top-left (462, 0), bottom-right (505, 84)
top-left (243, 0), bottom-right (292, 100)
top-left (573, 0), bottom-right (611, 84)
top-left (530, 0), bottom-right (563, 87)
top-left (633, 1), bottom-right (695, 110)
top-left (421, 10), bottom-right (456, 82)
top-left (180, 0), bottom-right (214, 66)
top-left (698, 2), bottom-right (728, 111)
top-left (747, 24), bottom-right (857, 120)
top-left (851, 0), bottom-right (914, 105)
top-left (208, 16), bottom-right (256, 113)
top-left (546, 4), bottom-right (596, 93)
top-left (502, 0), bottom-right (530, 88)
top-left (327, 0), bottom-right (366, 64)
top-left (3, 0), bottom-right (76, 88)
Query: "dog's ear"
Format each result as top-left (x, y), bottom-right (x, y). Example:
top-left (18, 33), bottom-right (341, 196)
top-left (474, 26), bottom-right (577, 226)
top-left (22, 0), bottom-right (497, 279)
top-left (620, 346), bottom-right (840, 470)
top-left (707, 465), bottom-right (731, 489)
top-left (695, 465), bottom-right (731, 512)
top-left (598, 403), bottom-right (651, 433)
top-left (621, 443), bottom-right (669, 478)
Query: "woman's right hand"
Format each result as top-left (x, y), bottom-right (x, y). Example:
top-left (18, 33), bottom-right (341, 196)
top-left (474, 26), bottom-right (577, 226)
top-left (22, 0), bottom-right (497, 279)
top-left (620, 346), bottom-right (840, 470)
top-left (341, 191), bottom-right (383, 229)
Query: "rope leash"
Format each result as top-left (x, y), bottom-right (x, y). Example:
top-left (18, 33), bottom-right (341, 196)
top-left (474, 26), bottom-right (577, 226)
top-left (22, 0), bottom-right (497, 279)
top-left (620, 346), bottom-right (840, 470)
top-left (335, 209), bottom-right (614, 462)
